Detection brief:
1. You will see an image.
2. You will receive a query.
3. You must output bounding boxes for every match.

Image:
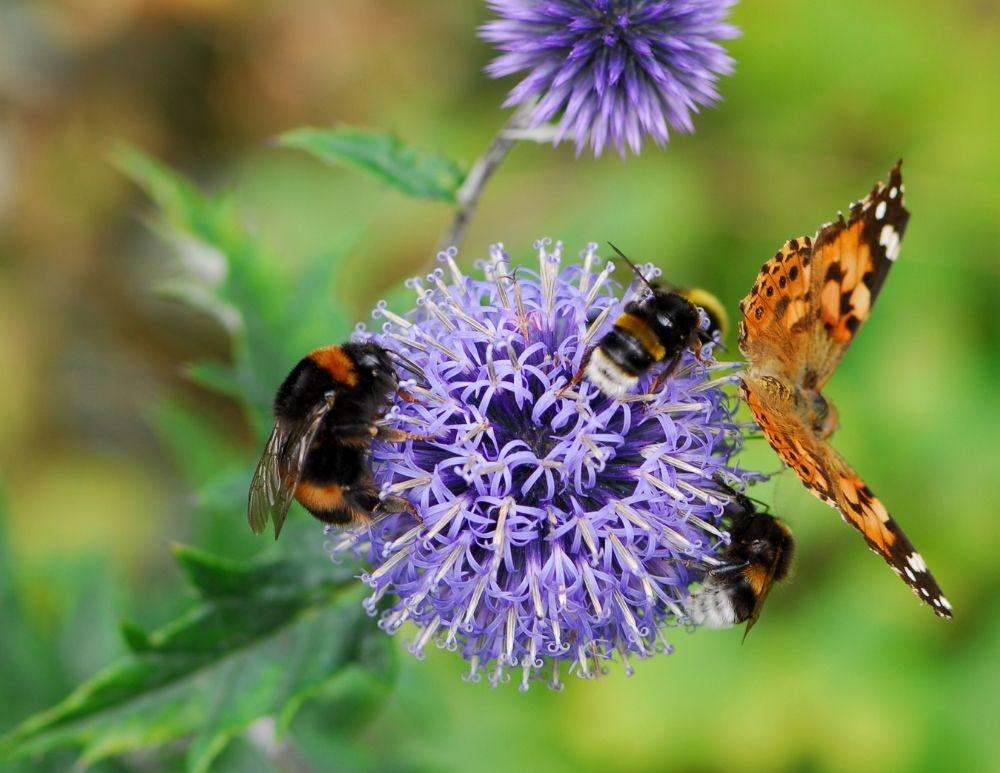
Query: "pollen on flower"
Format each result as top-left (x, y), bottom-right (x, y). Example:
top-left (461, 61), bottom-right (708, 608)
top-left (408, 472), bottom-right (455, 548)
top-left (328, 240), bottom-right (756, 689)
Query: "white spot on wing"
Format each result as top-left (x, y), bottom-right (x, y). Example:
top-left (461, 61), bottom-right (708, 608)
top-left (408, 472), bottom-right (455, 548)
top-left (875, 201), bottom-right (887, 220)
top-left (889, 186), bottom-right (898, 199)
top-left (879, 224), bottom-right (901, 261)
top-left (907, 552), bottom-right (928, 573)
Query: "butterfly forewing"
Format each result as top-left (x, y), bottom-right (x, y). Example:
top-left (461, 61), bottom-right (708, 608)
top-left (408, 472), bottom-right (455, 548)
top-left (737, 236), bottom-right (815, 382)
top-left (806, 161), bottom-right (909, 385)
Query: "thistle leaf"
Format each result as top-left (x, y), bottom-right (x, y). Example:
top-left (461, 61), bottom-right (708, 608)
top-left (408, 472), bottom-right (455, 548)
top-left (277, 126), bottom-right (465, 202)
top-left (0, 544), bottom-right (392, 771)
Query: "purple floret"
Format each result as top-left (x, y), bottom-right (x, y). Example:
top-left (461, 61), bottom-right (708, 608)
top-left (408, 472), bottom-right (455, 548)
top-left (481, 0), bottom-right (738, 156)
top-left (329, 241), bottom-right (755, 689)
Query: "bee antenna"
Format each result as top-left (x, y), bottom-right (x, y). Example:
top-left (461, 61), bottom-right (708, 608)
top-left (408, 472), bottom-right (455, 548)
top-left (386, 349), bottom-right (426, 381)
top-left (607, 242), bottom-right (655, 291)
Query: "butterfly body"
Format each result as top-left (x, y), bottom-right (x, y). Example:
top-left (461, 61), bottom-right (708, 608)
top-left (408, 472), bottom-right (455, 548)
top-left (738, 162), bottom-right (952, 618)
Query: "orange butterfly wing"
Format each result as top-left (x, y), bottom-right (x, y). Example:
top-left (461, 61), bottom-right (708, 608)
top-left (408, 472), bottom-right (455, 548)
top-left (738, 162), bottom-right (952, 618)
top-left (740, 379), bottom-right (952, 618)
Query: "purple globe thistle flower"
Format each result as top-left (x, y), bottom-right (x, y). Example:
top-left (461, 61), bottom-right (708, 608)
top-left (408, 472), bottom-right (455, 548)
top-left (480, 1), bottom-right (739, 156)
top-left (329, 241), bottom-right (756, 689)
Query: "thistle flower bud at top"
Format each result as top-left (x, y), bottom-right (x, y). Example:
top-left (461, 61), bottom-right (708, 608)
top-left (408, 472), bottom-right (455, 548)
top-left (480, 0), bottom-right (739, 156)
top-left (329, 241), bottom-right (756, 689)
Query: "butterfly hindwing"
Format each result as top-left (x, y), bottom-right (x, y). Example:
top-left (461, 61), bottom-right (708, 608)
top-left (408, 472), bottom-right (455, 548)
top-left (740, 376), bottom-right (951, 618)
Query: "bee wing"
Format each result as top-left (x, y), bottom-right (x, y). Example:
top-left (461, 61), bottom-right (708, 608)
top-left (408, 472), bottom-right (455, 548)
top-left (247, 393), bottom-right (336, 539)
top-left (247, 423), bottom-right (286, 536)
top-left (741, 545), bottom-right (786, 642)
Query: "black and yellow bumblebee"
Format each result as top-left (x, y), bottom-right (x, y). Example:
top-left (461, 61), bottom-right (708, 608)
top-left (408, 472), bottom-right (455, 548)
top-left (684, 489), bottom-right (795, 636)
top-left (247, 341), bottom-right (421, 539)
top-left (577, 243), bottom-right (728, 398)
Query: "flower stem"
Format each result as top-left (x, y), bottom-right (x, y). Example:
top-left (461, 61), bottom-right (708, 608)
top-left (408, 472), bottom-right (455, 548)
top-left (438, 102), bottom-right (535, 253)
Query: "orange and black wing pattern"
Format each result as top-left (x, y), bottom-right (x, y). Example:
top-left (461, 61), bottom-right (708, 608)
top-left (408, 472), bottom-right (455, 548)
top-left (739, 380), bottom-right (952, 618)
top-left (738, 162), bottom-right (951, 618)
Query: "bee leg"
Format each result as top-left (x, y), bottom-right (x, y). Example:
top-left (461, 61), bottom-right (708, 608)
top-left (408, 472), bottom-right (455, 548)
top-left (326, 422), bottom-right (432, 444)
top-left (373, 494), bottom-right (422, 523)
top-left (648, 353), bottom-right (682, 394)
top-left (708, 560), bottom-right (751, 577)
top-left (557, 348), bottom-right (592, 397)
top-left (690, 334), bottom-right (705, 362)
top-left (396, 388), bottom-right (421, 404)
top-left (374, 425), bottom-right (434, 444)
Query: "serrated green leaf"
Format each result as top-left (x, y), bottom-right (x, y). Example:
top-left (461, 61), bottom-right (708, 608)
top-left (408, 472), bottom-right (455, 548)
top-left (115, 146), bottom-right (354, 442)
top-left (0, 546), bottom-right (393, 771)
top-left (278, 126), bottom-right (465, 202)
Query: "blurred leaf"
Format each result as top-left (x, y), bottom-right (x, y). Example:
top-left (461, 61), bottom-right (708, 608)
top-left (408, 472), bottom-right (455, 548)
top-left (0, 494), bottom-right (60, 729)
top-left (115, 146), bottom-right (353, 441)
top-left (277, 126), bottom-right (465, 202)
top-left (0, 544), bottom-right (394, 772)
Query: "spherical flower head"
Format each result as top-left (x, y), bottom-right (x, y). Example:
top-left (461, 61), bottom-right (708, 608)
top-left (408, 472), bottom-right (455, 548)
top-left (480, 1), bottom-right (739, 156)
top-left (330, 241), bottom-right (756, 689)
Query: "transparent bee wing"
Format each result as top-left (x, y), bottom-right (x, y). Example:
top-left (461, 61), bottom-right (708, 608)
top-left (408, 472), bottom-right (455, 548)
top-left (742, 545), bottom-right (785, 642)
top-left (247, 392), bottom-right (336, 539)
top-left (247, 423), bottom-right (286, 536)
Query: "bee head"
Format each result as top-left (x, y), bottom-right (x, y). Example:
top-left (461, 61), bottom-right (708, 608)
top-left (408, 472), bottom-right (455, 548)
top-left (348, 342), bottom-right (399, 401)
top-left (647, 290), bottom-right (700, 346)
top-left (739, 515), bottom-right (795, 580)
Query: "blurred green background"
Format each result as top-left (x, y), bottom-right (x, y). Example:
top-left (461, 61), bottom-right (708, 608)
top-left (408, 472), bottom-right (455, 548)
top-left (1, 1), bottom-right (998, 770)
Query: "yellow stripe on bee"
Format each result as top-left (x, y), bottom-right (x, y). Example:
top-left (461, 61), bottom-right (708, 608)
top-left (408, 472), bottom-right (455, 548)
top-left (615, 313), bottom-right (667, 362)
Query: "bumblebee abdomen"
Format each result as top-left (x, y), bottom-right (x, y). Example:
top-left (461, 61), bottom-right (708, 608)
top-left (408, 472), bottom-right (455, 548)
top-left (603, 325), bottom-right (659, 373)
top-left (613, 313), bottom-right (667, 363)
top-left (679, 287), bottom-right (729, 339)
top-left (295, 480), bottom-right (345, 515)
top-left (684, 575), bottom-right (757, 628)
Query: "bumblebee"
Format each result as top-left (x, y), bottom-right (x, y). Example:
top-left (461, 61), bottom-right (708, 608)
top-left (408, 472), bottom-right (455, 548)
top-left (247, 342), bottom-right (419, 539)
top-left (578, 244), bottom-right (727, 398)
top-left (684, 489), bottom-right (795, 636)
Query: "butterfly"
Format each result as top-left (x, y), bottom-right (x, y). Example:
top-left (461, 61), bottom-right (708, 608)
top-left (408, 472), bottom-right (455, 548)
top-left (737, 161), bottom-right (952, 619)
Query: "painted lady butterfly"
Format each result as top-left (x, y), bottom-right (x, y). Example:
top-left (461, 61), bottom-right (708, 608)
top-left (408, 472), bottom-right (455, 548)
top-left (738, 161), bottom-right (952, 618)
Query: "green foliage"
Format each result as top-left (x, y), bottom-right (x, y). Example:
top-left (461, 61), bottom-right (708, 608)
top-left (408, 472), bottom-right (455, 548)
top-left (0, 150), bottom-right (406, 769)
top-left (114, 146), bottom-right (353, 441)
top-left (277, 126), bottom-right (465, 203)
top-left (0, 543), bottom-right (394, 771)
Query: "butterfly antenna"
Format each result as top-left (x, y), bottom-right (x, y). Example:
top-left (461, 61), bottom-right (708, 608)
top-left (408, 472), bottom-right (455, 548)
top-left (607, 242), bottom-right (655, 292)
